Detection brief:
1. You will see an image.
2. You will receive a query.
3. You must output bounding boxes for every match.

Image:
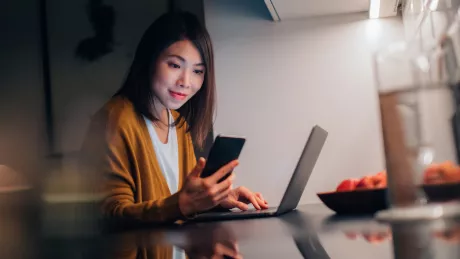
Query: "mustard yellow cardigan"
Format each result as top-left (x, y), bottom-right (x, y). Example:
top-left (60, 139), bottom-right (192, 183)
top-left (80, 95), bottom-right (197, 226)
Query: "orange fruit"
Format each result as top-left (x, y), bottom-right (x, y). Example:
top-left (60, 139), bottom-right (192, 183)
top-left (336, 179), bottom-right (359, 192)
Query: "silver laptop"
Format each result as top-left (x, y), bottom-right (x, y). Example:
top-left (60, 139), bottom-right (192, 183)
top-left (191, 125), bottom-right (328, 222)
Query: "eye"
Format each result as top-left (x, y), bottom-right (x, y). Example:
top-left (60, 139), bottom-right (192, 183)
top-left (194, 69), bottom-right (204, 75)
top-left (168, 62), bottom-right (180, 69)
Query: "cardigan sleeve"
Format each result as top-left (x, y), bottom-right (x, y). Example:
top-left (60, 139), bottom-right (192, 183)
top-left (79, 111), bottom-right (188, 227)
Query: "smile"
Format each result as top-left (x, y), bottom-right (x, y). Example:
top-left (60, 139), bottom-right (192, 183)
top-left (169, 90), bottom-right (188, 101)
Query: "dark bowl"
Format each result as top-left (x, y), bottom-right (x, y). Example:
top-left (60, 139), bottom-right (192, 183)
top-left (422, 182), bottom-right (460, 202)
top-left (318, 182), bottom-right (460, 215)
top-left (317, 188), bottom-right (388, 215)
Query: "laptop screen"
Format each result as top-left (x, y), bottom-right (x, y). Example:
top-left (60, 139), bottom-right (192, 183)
top-left (276, 125), bottom-right (328, 214)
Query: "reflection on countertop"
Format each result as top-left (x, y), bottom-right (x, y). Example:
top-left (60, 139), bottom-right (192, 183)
top-left (1, 189), bottom-right (459, 259)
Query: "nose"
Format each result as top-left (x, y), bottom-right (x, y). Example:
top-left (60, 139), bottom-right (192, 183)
top-left (177, 70), bottom-right (192, 88)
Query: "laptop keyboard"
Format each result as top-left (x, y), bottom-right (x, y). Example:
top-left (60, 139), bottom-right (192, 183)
top-left (222, 207), bottom-right (277, 216)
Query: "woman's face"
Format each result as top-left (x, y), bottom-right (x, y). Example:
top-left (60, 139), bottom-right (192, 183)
top-left (151, 39), bottom-right (205, 111)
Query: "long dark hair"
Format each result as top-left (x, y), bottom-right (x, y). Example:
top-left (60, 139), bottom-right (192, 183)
top-left (115, 11), bottom-right (215, 149)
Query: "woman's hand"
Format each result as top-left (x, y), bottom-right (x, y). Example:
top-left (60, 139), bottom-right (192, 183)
top-left (178, 158), bottom-right (238, 217)
top-left (185, 241), bottom-right (241, 259)
top-left (219, 186), bottom-right (269, 211)
top-left (183, 224), bottom-right (242, 259)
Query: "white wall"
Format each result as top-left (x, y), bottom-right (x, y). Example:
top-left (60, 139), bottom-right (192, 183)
top-left (204, 0), bottom-right (405, 205)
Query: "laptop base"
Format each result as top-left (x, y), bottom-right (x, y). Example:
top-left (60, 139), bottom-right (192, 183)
top-left (188, 125), bottom-right (328, 223)
top-left (191, 207), bottom-right (280, 222)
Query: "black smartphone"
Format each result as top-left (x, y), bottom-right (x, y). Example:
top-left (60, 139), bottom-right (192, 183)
top-left (200, 135), bottom-right (246, 182)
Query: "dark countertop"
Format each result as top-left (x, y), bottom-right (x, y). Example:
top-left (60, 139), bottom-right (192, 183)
top-left (3, 200), bottom-right (456, 259)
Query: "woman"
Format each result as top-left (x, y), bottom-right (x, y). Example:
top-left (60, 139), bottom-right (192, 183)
top-left (80, 11), bottom-right (268, 226)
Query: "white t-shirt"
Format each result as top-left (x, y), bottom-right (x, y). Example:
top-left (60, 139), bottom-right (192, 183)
top-left (144, 110), bottom-right (179, 194)
top-left (144, 110), bottom-right (185, 259)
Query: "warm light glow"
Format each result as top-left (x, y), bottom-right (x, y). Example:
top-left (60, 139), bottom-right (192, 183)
top-left (429, 0), bottom-right (439, 11)
top-left (369, 0), bottom-right (381, 19)
top-left (365, 19), bottom-right (384, 44)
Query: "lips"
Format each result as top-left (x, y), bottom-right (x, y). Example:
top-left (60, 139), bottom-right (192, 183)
top-left (169, 90), bottom-right (188, 101)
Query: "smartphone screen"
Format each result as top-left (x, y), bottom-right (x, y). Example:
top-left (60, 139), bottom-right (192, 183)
top-left (200, 135), bottom-right (246, 182)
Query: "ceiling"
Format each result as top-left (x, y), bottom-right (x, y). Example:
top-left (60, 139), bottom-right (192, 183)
top-left (268, 0), bottom-right (371, 20)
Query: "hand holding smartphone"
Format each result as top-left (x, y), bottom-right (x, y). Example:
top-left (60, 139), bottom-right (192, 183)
top-left (200, 135), bottom-right (246, 182)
